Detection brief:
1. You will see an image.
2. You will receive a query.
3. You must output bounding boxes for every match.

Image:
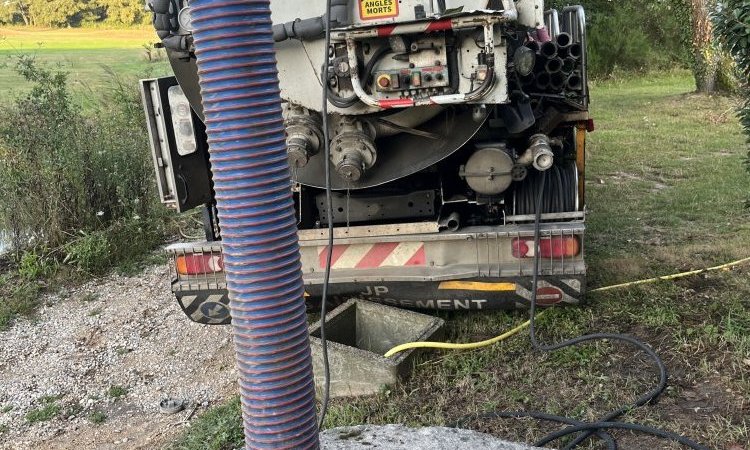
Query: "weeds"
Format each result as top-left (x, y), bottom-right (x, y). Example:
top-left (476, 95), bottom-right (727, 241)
top-left (0, 56), bottom-right (172, 329)
top-left (0, 56), bottom-right (167, 271)
top-left (88, 411), bottom-right (107, 424)
top-left (106, 386), bottom-right (128, 399)
top-left (0, 279), bottom-right (41, 331)
top-left (25, 403), bottom-right (60, 423)
top-left (167, 397), bottom-right (243, 450)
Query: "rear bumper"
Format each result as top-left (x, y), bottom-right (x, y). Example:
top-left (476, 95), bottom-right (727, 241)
top-left (168, 220), bottom-right (586, 324)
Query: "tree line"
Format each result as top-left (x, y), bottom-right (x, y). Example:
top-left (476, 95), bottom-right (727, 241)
top-left (0, 0), bottom-right (148, 27)
top-left (0, 0), bottom-right (738, 96)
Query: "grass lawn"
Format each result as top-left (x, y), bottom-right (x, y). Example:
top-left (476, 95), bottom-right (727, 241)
top-left (0, 27), bottom-right (171, 107)
top-left (171, 70), bottom-right (750, 450)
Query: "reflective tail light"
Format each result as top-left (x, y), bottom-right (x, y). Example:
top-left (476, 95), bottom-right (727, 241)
top-left (536, 287), bottom-right (565, 306)
top-left (176, 253), bottom-right (224, 275)
top-left (512, 237), bottom-right (581, 259)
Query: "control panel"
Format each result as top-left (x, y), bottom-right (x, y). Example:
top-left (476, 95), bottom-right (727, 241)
top-left (374, 65), bottom-right (450, 92)
top-left (370, 37), bottom-right (451, 98)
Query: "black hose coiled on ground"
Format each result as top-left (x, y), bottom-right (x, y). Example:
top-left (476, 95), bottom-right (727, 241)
top-left (455, 172), bottom-right (710, 450)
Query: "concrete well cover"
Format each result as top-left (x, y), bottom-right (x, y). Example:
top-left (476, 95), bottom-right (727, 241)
top-left (320, 425), bottom-right (547, 450)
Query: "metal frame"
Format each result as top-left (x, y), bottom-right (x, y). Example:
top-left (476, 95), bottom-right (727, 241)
top-left (343, 15), bottom-right (504, 109)
top-left (562, 5), bottom-right (588, 108)
top-left (544, 9), bottom-right (560, 37)
top-left (141, 78), bottom-right (179, 208)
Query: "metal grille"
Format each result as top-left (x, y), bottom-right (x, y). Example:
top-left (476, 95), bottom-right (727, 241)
top-left (474, 226), bottom-right (585, 278)
top-left (168, 243), bottom-right (227, 291)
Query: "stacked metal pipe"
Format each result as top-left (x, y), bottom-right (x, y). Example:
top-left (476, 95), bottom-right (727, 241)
top-left (521, 32), bottom-right (584, 94)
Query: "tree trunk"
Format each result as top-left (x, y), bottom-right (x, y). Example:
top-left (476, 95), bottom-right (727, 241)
top-left (690, 0), bottom-right (718, 93)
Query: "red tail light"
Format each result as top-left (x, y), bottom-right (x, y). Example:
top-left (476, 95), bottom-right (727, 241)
top-left (536, 287), bottom-right (565, 306)
top-left (512, 237), bottom-right (581, 259)
top-left (176, 254), bottom-right (224, 275)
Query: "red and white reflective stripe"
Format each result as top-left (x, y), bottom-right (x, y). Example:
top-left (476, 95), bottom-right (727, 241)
top-left (376, 19), bottom-right (453, 36)
top-left (378, 98), bottom-right (415, 109)
top-left (318, 242), bottom-right (426, 269)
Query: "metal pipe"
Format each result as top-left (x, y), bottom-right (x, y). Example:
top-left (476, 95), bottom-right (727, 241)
top-left (544, 9), bottom-right (560, 37)
top-left (517, 134), bottom-right (555, 172)
top-left (540, 41), bottom-right (557, 58)
top-left (549, 71), bottom-right (566, 92)
top-left (545, 57), bottom-right (563, 74)
top-left (535, 72), bottom-right (551, 91)
top-left (568, 42), bottom-right (583, 60)
top-left (562, 5), bottom-right (588, 106)
top-left (567, 71), bottom-right (583, 91)
top-left (439, 212), bottom-right (461, 232)
top-left (555, 32), bottom-right (572, 50)
top-left (562, 57), bottom-right (576, 74)
top-left (189, 1), bottom-right (320, 448)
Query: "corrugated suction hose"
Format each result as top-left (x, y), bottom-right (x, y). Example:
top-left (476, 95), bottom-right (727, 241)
top-left (189, 1), bottom-right (320, 448)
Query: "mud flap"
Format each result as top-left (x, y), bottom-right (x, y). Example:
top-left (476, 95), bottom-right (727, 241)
top-left (176, 291), bottom-right (232, 325)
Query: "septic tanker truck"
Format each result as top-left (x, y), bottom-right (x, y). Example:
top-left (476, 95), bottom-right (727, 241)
top-left (140, 0), bottom-right (591, 325)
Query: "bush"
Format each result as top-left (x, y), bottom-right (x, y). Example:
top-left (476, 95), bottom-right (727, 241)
top-left (18, 250), bottom-right (56, 280)
top-left (713, 1), bottom-right (750, 174)
top-left (0, 56), bottom-right (168, 274)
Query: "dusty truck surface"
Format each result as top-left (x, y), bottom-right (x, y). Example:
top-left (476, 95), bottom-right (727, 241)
top-left (141, 0), bottom-right (591, 325)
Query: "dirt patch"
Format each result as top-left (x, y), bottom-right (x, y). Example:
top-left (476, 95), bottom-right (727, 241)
top-left (607, 171), bottom-right (670, 193)
top-left (0, 266), bottom-right (238, 450)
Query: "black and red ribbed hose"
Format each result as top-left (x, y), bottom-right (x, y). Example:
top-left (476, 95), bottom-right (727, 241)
top-left (189, 0), bottom-right (320, 448)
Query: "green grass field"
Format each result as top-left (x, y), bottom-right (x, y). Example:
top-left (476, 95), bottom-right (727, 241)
top-left (0, 28), bottom-right (171, 107)
top-left (173, 71), bottom-right (750, 449)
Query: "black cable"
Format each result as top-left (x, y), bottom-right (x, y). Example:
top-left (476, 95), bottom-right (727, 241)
top-left (362, 45), bottom-right (392, 93)
top-left (456, 171), bottom-right (709, 450)
top-left (456, 411), bottom-right (618, 450)
top-left (537, 422), bottom-right (710, 449)
top-left (325, 42), bottom-right (391, 108)
top-left (528, 172), bottom-right (670, 449)
top-left (317, 0), bottom-right (334, 431)
top-left (527, 172), bottom-right (705, 449)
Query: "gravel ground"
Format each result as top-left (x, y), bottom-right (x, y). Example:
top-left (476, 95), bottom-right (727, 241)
top-left (0, 265), bottom-right (238, 449)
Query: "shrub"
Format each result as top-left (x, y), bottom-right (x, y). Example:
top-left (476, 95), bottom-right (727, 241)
top-left (0, 56), bottom-right (168, 274)
top-left (18, 250), bottom-right (56, 280)
top-left (713, 1), bottom-right (750, 190)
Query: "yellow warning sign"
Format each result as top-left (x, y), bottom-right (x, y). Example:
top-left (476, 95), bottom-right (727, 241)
top-left (360, 0), bottom-right (399, 20)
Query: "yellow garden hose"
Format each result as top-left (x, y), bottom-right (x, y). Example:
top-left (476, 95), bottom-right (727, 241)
top-left (383, 256), bottom-right (750, 358)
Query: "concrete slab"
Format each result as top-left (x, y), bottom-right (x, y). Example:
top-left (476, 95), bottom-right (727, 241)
top-left (320, 425), bottom-right (546, 450)
top-left (309, 300), bottom-right (445, 398)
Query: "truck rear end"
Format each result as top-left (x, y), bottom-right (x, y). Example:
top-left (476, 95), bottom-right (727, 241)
top-left (141, 0), bottom-right (590, 325)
